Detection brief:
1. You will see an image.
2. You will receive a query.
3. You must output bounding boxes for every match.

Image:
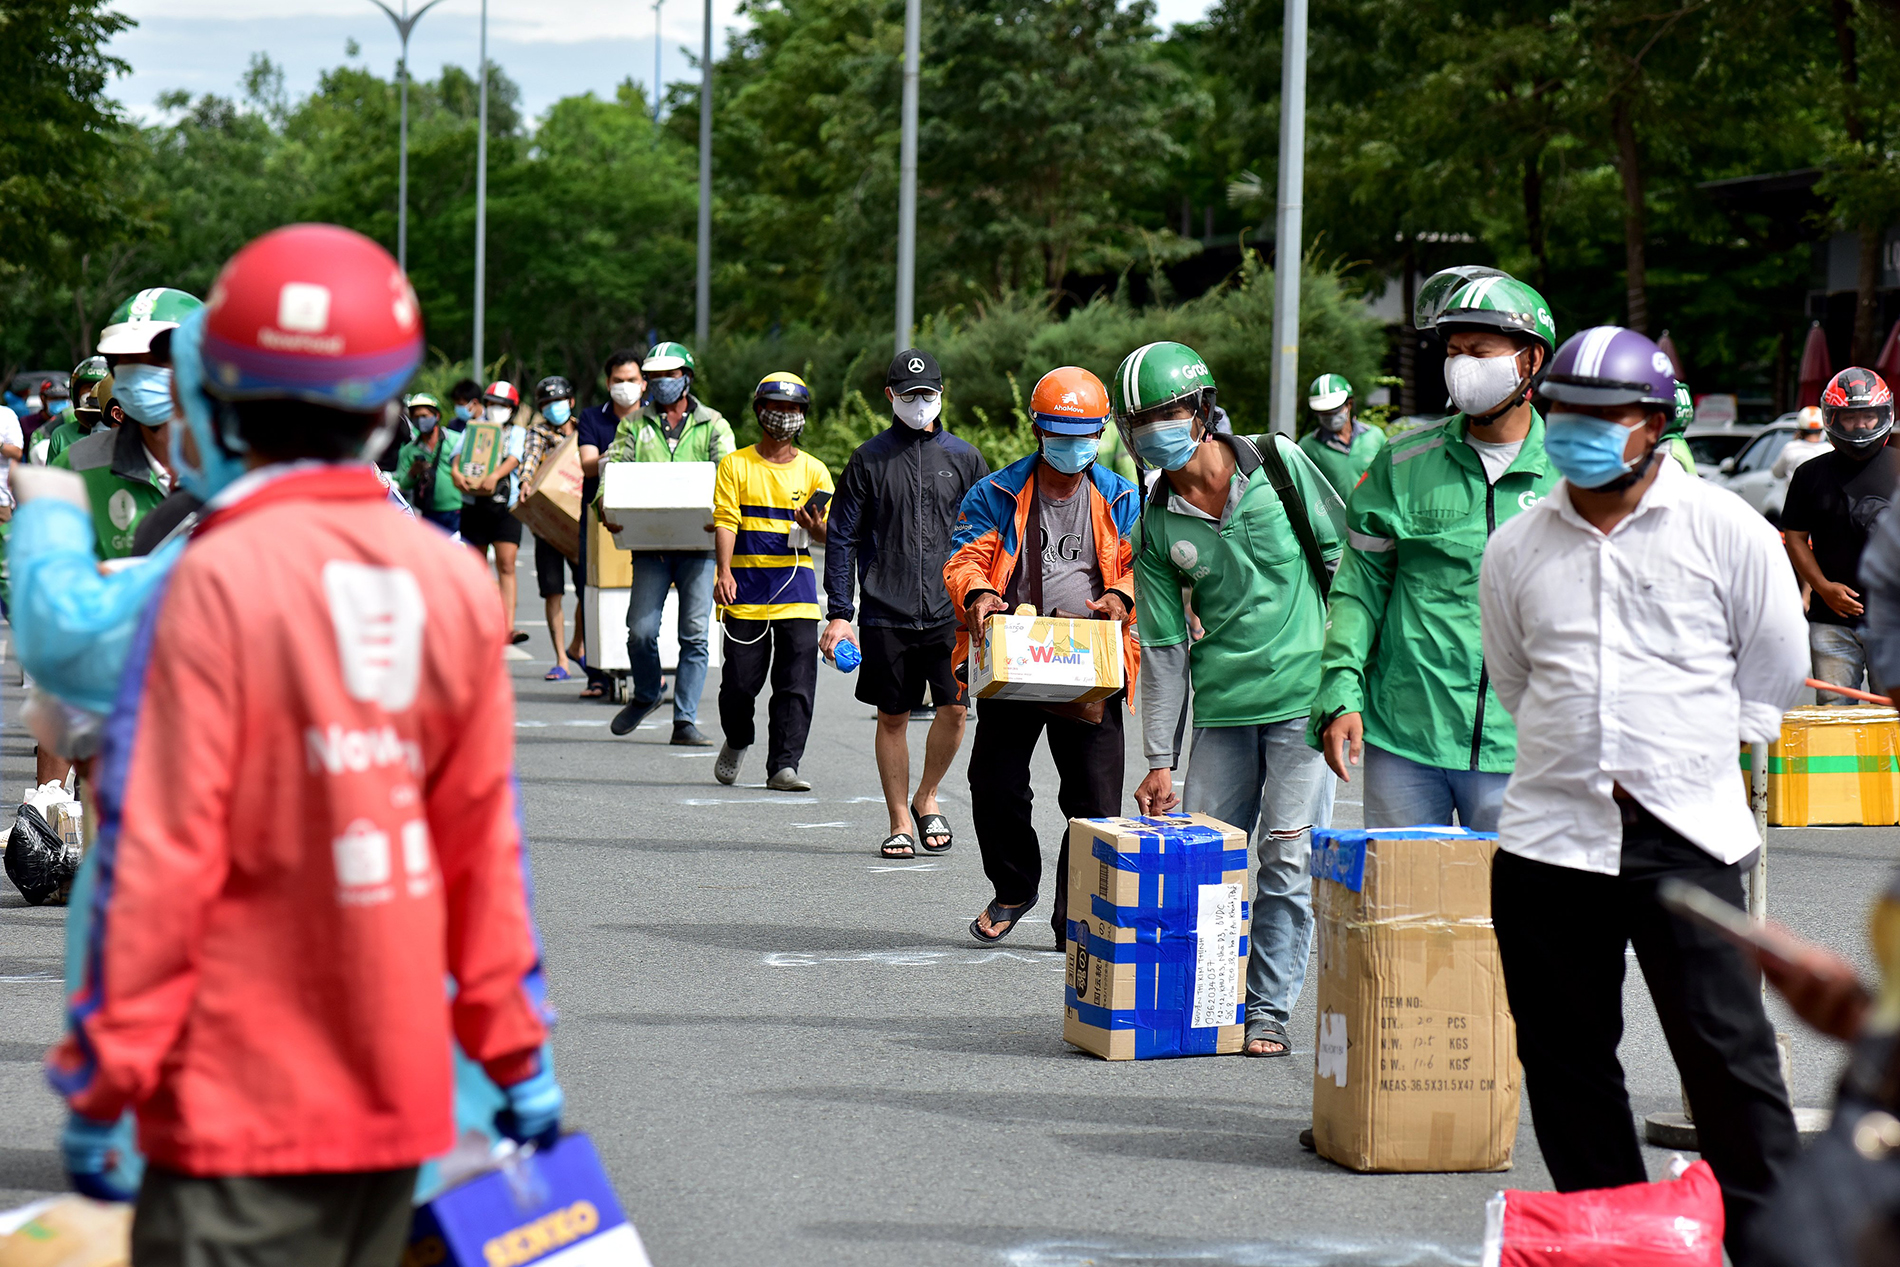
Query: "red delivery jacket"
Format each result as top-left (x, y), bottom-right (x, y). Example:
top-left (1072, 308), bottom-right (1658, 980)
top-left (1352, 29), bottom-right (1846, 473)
top-left (47, 465), bottom-right (551, 1176)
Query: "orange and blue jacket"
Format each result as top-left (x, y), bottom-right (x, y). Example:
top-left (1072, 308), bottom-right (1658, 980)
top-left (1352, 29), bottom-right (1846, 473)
top-left (943, 452), bottom-right (1142, 695)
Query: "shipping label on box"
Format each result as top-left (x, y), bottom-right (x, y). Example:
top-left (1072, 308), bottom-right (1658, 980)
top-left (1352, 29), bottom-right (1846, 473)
top-left (457, 423), bottom-right (504, 483)
top-left (406, 1134), bottom-right (650, 1267)
top-left (1064, 813), bottom-right (1248, 1060)
top-left (971, 613), bottom-right (1123, 704)
top-left (513, 434), bottom-right (584, 562)
top-left (1743, 705), bottom-right (1900, 826)
top-left (1308, 827), bottom-right (1519, 1174)
top-left (600, 461), bottom-right (716, 551)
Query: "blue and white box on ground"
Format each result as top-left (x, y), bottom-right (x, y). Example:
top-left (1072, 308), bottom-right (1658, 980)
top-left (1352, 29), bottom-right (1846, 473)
top-left (1063, 813), bottom-right (1249, 1060)
top-left (407, 1133), bottom-right (651, 1267)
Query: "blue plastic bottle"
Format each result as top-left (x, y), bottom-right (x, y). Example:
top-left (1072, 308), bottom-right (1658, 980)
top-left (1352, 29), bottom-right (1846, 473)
top-left (832, 639), bottom-right (861, 672)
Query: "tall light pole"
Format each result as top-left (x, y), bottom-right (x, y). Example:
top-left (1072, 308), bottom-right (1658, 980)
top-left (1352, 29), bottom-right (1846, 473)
top-left (367, 0), bottom-right (447, 275)
top-left (652, 0), bottom-right (664, 128)
top-left (894, 0), bottom-right (920, 353)
top-left (694, 0), bottom-right (712, 348)
top-left (1268, 0), bottom-right (1308, 437)
top-left (473, 0), bottom-right (490, 377)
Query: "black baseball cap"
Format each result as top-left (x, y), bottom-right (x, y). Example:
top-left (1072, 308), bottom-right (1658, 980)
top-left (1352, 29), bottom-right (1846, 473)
top-left (888, 348), bottom-right (942, 394)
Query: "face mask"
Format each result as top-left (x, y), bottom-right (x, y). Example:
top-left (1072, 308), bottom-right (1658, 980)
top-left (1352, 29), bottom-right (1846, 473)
top-left (758, 406), bottom-right (806, 441)
top-left (48, 398), bottom-right (71, 417)
top-left (114, 363), bottom-right (175, 426)
top-left (1316, 407), bottom-right (1350, 432)
top-left (1444, 352), bottom-right (1525, 418)
top-left (609, 381), bottom-right (643, 409)
top-left (454, 403), bottom-right (473, 422)
top-left (414, 413), bottom-right (439, 434)
top-left (650, 376), bottom-right (689, 406)
top-left (892, 391), bottom-right (942, 430)
top-left (544, 400), bottom-right (572, 425)
top-left (1544, 411), bottom-right (1653, 490)
top-left (486, 404), bottom-right (512, 423)
top-left (1130, 415), bottom-right (1201, 471)
top-left (25, 397), bottom-right (41, 414)
top-left (1041, 435), bottom-right (1099, 475)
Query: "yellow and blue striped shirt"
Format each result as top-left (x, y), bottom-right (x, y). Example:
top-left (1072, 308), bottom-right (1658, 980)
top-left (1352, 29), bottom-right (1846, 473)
top-left (712, 445), bottom-right (835, 620)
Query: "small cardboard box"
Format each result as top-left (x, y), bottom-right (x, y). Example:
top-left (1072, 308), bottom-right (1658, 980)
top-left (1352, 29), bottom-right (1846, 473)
top-left (406, 1134), bottom-right (650, 1267)
top-left (1064, 813), bottom-right (1248, 1060)
top-left (600, 461), bottom-right (716, 551)
top-left (1309, 826), bottom-right (1519, 1173)
top-left (971, 613), bottom-right (1123, 704)
top-left (0, 1196), bottom-right (131, 1267)
top-left (457, 422), bottom-right (505, 484)
top-left (512, 434), bottom-right (584, 562)
top-left (585, 509), bottom-right (633, 590)
top-left (1744, 705), bottom-right (1900, 826)
top-left (51, 803), bottom-right (83, 852)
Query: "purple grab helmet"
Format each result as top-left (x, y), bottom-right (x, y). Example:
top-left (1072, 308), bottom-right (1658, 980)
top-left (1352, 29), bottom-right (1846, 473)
top-left (1540, 326), bottom-right (1680, 412)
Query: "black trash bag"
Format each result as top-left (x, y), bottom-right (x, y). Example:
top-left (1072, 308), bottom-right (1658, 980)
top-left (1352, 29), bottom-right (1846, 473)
top-left (5, 803), bottom-right (78, 906)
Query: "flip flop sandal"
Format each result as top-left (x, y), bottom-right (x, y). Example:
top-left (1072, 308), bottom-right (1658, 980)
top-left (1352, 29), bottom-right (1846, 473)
top-left (545, 665), bottom-right (572, 681)
top-left (1244, 1018), bottom-right (1293, 1058)
top-left (912, 807), bottom-right (953, 854)
top-left (880, 833), bottom-right (916, 859)
top-left (969, 895), bottom-right (1035, 944)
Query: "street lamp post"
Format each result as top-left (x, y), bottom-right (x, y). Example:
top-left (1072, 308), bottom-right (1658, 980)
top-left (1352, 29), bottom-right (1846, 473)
top-left (894, 0), bottom-right (920, 353)
top-left (652, 0), bottom-right (664, 129)
top-left (474, 0), bottom-right (490, 377)
top-left (694, 0), bottom-right (712, 348)
top-left (1268, 0), bottom-right (1308, 437)
top-left (367, 0), bottom-right (448, 274)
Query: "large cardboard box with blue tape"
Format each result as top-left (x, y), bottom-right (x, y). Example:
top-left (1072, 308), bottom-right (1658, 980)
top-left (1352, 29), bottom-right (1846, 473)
top-left (1309, 827), bottom-right (1519, 1173)
top-left (1063, 813), bottom-right (1249, 1060)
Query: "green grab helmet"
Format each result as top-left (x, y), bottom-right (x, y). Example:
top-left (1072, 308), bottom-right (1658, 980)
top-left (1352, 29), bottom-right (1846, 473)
top-left (1308, 372), bottom-right (1354, 412)
top-left (642, 341), bottom-right (696, 375)
top-left (405, 392), bottom-right (442, 414)
top-left (1668, 380), bottom-right (1693, 440)
top-left (1426, 273), bottom-right (1557, 359)
top-left (1111, 340), bottom-right (1218, 454)
top-left (96, 287), bottom-right (204, 355)
top-left (71, 355), bottom-right (108, 393)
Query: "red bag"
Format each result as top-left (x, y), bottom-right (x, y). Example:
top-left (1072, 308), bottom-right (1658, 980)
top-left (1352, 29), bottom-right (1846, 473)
top-left (1483, 1159), bottom-right (1725, 1266)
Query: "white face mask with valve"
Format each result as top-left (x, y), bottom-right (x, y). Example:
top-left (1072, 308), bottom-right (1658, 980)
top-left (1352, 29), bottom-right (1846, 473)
top-left (1444, 351), bottom-right (1525, 418)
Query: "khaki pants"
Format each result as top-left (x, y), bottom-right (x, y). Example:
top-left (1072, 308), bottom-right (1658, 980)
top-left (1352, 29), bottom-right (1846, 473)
top-left (133, 1165), bottom-right (418, 1267)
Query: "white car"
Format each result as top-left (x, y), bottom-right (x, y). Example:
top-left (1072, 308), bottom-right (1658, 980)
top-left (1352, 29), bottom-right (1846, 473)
top-left (1710, 423), bottom-right (1798, 521)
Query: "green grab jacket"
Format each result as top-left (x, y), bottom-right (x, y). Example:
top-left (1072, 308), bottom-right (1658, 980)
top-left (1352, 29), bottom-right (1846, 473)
top-left (1309, 410), bottom-right (1563, 773)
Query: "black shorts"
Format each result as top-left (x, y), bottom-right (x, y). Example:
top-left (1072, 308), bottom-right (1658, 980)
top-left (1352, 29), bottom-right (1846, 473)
top-left (459, 496), bottom-right (522, 548)
top-left (855, 621), bottom-right (962, 714)
top-left (535, 534), bottom-right (577, 598)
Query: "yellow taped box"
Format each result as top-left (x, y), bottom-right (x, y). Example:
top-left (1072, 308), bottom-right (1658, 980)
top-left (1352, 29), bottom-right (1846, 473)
top-left (1309, 827), bottom-right (1519, 1173)
top-left (971, 613), bottom-right (1123, 704)
top-left (1743, 705), bottom-right (1900, 826)
top-left (1064, 814), bottom-right (1247, 1060)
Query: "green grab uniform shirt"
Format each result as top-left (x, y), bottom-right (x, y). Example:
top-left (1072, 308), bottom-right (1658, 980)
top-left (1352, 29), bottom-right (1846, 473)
top-left (53, 424), bottom-right (170, 560)
top-left (1134, 434), bottom-right (1345, 728)
top-left (395, 428), bottom-right (465, 513)
top-left (43, 418), bottom-right (88, 465)
top-left (1310, 411), bottom-right (1562, 772)
top-left (1298, 422), bottom-right (1385, 501)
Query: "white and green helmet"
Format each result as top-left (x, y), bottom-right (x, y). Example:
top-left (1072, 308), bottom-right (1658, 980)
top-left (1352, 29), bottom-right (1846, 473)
top-left (642, 340), bottom-right (697, 375)
top-left (1111, 340), bottom-right (1217, 452)
top-left (97, 287), bottom-right (204, 355)
top-left (1308, 373), bottom-right (1353, 412)
top-left (1414, 268), bottom-right (1556, 357)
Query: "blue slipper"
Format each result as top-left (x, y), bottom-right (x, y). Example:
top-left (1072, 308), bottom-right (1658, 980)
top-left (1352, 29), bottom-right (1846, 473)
top-left (545, 665), bottom-right (572, 681)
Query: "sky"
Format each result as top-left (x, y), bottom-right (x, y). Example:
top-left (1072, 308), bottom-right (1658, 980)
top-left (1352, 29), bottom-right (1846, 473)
top-left (106, 0), bottom-right (1219, 126)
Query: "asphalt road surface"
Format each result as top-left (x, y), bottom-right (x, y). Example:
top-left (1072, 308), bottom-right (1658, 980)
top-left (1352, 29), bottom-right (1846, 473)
top-left (0, 578), bottom-right (1890, 1266)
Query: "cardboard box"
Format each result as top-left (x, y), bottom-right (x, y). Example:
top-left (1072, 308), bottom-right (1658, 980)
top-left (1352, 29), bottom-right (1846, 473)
top-left (512, 434), bottom-right (584, 562)
top-left (1743, 705), bottom-right (1900, 826)
top-left (457, 422), bottom-right (505, 483)
top-left (51, 803), bottom-right (83, 853)
top-left (1063, 813), bottom-right (1248, 1060)
top-left (586, 510), bottom-right (633, 590)
top-left (970, 613), bottom-right (1123, 704)
top-left (600, 461), bottom-right (717, 551)
top-left (406, 1134), bottom-right (651, 1267)
top-left (0, 1196), bottom-right (131, 1267)
top-left (1309, 826), bottom-right (1519, 1173)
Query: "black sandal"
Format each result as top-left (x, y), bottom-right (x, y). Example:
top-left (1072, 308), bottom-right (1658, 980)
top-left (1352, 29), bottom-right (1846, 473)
top-left (969, 895), bottom-right (1034, 944)
top-left (1245, 1017), bottom-right (1293, 1058)
top-left (912, 804), bottom-right (953, 854)
top-left (880, 833), bottom-right (916, 859)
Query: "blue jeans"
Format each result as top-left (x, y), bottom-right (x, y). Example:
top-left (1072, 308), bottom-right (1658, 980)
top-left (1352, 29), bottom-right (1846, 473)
top-left (628, 553), bottom-right (715, 723)
top-left (1810, 623), bottom-right (1868, 704)
top-left (1183, 718), bottom-right (1336, 1030)
top-left (1362, 744), bottom-right (1507, 831)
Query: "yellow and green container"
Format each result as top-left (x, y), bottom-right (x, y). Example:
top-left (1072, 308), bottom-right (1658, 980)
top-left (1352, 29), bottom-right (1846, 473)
top-left (1744, 706), bottom-right (1900, 826)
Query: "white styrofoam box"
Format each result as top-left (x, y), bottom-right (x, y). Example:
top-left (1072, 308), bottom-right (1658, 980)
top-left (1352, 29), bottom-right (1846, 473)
top-left (601, 461), bottom-right (717, 551)
top-left (583, 585), bottom-right (722, 675)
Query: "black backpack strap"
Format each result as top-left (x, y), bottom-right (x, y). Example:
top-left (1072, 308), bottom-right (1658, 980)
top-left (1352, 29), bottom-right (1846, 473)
top-left (1245, 433), bottom-right (1332, 601)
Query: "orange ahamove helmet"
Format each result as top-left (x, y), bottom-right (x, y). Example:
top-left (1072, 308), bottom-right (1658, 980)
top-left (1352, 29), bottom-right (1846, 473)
top-left (1029, 366), bottom-right (1111, 435)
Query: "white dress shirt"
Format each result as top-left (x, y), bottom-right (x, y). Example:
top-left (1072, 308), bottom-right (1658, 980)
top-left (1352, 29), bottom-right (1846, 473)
top-left (1479, 457), bottom-right (1808, 873)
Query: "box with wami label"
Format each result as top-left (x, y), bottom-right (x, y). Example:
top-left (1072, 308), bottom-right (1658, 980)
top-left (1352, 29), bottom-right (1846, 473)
top-left (1063, 814), bottom-right (1248, 1060)
top-left (1308, 826), bottom-right (1519, 1173)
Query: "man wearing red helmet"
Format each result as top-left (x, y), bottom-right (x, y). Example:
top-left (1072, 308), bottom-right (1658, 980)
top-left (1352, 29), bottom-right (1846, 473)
top-left (43, 224), bottom-right (559, 1264)
top-left (1782, 366), bottom-right (1899, 703)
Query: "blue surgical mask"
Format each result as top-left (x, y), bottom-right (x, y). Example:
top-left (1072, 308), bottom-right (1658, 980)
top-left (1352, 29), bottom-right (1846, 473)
top-left (1041, 435), bottom-right (1099, 475)
top-left (113, 363), bottom-right (175, 426)
top-left (1130, 417), bottom-right (1200, 471)
top-left (48, 398), bottom-right (71, 417)
top-left (414, 412), bottom-right (439, 434)
top-left (544, 399), bottom-right (572, 425)
top-left (454, 403), bottom-right (473, 422)
top-left (1544, 411), bottom-right (1650, 490)
top-left (649, 376), bottom-right (689, 406)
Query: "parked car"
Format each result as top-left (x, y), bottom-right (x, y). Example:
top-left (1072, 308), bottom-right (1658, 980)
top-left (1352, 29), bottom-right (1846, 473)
top-left (1711, 422), bottom-right (1797, 520)
top-left (1683, 425), bottom-right (1759, 476)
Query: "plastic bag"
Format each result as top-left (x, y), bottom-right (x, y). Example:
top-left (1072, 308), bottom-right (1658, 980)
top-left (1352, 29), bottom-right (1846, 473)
top-left (1481, 1158), bottom-right (1724, 1266)
top-left (6, 788), bottom-right (81, 906)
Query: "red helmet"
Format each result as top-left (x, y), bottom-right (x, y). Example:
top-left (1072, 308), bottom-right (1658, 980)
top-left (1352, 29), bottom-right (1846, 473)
top-left (1821, 366), bottom-right (1895, 454)
top-left (199, 223), bottom-right (423, 411)
top-left (483, 381), bottom-right (521, 408)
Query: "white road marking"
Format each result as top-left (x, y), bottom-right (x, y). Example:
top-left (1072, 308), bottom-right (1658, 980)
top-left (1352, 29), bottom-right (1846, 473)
top-left (791, 821), bottom-right (850, 829)
top-left (680, 796), bottom-right (818, 806)
top-left (516, 720), bottom-right (550, 728)
top-left (504, 645), bottom-right (533, 661)
top-left (763, 948), bottom-right (1062, 968)
top-left (564, 719), bottom-right (610, 726)
top-left (868, 862), bottom-right (939, 873)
